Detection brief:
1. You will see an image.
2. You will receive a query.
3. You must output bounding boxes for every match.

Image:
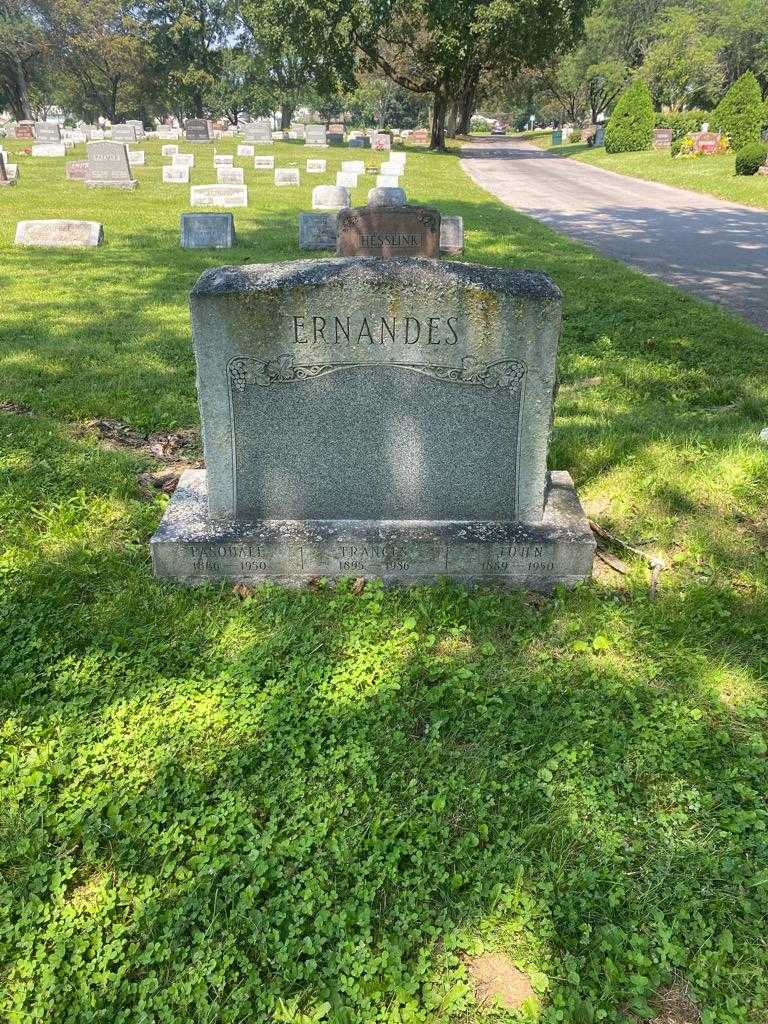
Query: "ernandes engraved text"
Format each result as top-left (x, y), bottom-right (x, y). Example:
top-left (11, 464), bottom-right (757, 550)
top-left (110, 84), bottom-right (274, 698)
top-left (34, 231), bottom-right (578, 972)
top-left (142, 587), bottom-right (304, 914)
top-left (293, 315), bottom-right (459, 346)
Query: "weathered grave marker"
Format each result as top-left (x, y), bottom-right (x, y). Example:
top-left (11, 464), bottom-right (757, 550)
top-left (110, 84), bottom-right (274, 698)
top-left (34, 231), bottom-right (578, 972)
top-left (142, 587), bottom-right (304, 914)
top-left (86, 141), bottom-right (136, 188)
top-left (367, 186), bottom-right (407, 207)
top-left (312, 185), bottom-right (350, 209)
top-left (163, 164), bottom-right (190, 183)
top-left (652, 128), bottom-right (673, 150)
top-left (299, 212), bottom-right (339, 249)
top-left (217, 166), bottom-right (244, 184)
top-left (306, 159), bottom-right (327, 173)
top-left (190, 184), bottom-right (248, 207)
top-left (180, 212), bottom-right (235, 249)
top-left (65, 159), bottom-right (90, 180)
top-left (305, 124), bottom-right (327, 147)
top-left (275, 168), bottom-right (300, 186)
top-left (32, 144), bottom-right (66, 157)
top-left (151, 259), bottom-right (594, 589)
top-left (15, 220), bottom-right (103, 247)
top-left (35, 122), bottom-right (61, 143)
top-left (254, 155), bottom-right (275, 170)
top-left (185, 119), bottom-right (211, 143)
top-left (112, 124), bottom-right (137, 143)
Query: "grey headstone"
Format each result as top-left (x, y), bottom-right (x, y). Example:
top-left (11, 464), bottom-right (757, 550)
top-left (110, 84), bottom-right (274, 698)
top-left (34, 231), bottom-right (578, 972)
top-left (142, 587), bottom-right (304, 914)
top-left (112, 124), bottom-right (137, 143)
top-left (440, 216), bottom-right (464, 255)
top-left (244, 121), bottom-right (272, 143)
top-left (312, 185), bottom-right (350, 210)
top-left (366, 187), bottom-right (406, 207)
top-left (185, 119), bottom-right (210, 142)
top-left (0, 152), bottom-right (14, 186)
top-left (126, 119), bottom-right (145, 140)
top-left (150, 258), bottom-right (594, 589)
top-left (66, 159), bottom-right (90, 181)
top-left (180, 212), bottom-right (235, 249)
top-left (305, 125), bottom-right (327, 147)
top-left (15, 219), bottom-right (103, 247)
top-left (348, 137), bottom-right (365, 148)
top-left (298, 212), bottom-right (338, 249)
top-left (86, 141), bottom-right (136, 188)
top-left (35, 122), bottom-right (61, 143)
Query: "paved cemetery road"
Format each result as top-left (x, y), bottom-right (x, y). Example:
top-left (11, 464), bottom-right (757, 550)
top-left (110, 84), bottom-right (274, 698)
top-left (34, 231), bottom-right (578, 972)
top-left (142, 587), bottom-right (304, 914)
top-left (461, 137), bottom-right (768, 331)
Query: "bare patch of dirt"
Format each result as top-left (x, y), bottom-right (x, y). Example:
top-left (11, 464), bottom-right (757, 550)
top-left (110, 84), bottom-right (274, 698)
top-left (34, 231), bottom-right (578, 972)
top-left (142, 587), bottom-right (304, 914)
top-left (80, 419), bottom-right (198, 462)
top-left (648, 982), bottom-right (700, 1024)
top-left (138, 462), bottom-right (201, 498)
top-left (464, 952), bottom-right (535, 1011)
top-left (0, 400), bottom-right (33, 415)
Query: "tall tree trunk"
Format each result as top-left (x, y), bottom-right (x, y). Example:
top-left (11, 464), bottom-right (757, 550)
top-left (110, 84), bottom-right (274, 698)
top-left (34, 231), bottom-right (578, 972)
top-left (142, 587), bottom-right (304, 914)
top-left (456, 68), bottom-right (480, 135)
top-left (280, 104), bottom-right (294, 129)
top-left (430, 88), bottom-right (449, 150)
top-left (14, 55), bottom-right (33, 120)
top-left (445, 101), bottom-right (458, 138)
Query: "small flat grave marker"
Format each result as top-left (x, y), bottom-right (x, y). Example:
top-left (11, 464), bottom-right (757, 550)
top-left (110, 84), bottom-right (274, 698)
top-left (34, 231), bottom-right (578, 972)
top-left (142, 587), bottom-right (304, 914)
top-left (306, 159), bottom-right (326, 173)
top-left (217, 166), bottom-right (244, 184)
top-left (275, 168), bottom-right (300, 186)
top-left (190, 184), bottom-right (248, 207)
top-left (15, 219), bottom-right (103, 247)
top-left (32, 144), bottom-right (66, 157)
top-left (173, 153), bottom-right (195, 167)
top-left (163, 164), bottom-right (190, 184)
top-left (162, 144), bottom-right (179, 156)
top-left (237, 144), bottom-right (255, 157)
top-left (128, 150), bottom-right (145, 166)
top-left (254, 155), bottom-right (275, 170)
top-left (342, 160), bottom-right (365, 174)
top-left (376, 174), bottom-right (400, 188)
top-left (336, 171), bottom-right (358, 188)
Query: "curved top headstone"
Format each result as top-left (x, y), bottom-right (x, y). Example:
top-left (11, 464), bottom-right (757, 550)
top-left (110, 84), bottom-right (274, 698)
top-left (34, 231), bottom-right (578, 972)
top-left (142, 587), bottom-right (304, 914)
top-left (367, 186), bottom-right (406, 207)
top-left (312, 185), bottom-right (351, 210)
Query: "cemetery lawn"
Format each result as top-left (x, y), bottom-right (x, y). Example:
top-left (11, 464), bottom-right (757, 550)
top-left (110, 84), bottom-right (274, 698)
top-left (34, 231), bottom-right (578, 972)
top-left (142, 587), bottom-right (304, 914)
top-left (525, 131), bottom-right (768, 210)
top-left (2, 137), bottom-right (768, 1024)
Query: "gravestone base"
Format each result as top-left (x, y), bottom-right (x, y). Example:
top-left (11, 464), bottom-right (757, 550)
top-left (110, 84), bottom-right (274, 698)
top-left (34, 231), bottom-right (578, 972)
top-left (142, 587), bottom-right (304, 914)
top-left (151, 469), bottom-right (594, 590)
top-left (86, 179), bottom-right (137, 189)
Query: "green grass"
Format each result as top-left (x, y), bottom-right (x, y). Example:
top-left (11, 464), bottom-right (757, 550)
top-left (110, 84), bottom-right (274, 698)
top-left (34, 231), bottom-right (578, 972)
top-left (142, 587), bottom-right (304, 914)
top-left (524, 131), bottom-right (768, 210)
top-left (2, 137), bottom-right (768, 1024)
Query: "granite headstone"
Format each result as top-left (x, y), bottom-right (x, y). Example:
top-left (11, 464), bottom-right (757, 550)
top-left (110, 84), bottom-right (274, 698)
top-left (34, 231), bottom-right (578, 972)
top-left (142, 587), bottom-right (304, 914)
top-left (151, 259), bottom-right (594, 589)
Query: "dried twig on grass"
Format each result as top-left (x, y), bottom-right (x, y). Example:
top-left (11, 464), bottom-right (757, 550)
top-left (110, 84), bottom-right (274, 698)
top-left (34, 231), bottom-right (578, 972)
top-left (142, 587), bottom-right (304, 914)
top-left (590, 519), bottom-right (666, 596)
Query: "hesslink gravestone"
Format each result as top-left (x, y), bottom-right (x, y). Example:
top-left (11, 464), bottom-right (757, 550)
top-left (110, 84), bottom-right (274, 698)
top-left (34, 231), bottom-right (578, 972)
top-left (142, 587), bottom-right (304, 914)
top-left (151, 259), bottom-right (594, 589)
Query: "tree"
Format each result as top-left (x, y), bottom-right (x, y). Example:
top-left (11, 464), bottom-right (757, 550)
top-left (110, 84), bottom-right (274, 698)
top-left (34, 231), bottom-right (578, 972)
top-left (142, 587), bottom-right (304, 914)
top-left (137, 0), bottom-right (237, 119)
top-left (239, 0), bottom-right (352, 128)
top-left (35, 0), bottom-right (152, 122)
top-left (0, 0), bottom-right (47, 119)
top-left (604, 77), bottom-right (654, 151)
top-left (712, 70), bottom-right (764, 148)
top-left (641, 8), bottom-right (723, 110)
top-left (203, 47), bottom-right (268, 124)
top-left (356, 0), bottom-right (593, 149)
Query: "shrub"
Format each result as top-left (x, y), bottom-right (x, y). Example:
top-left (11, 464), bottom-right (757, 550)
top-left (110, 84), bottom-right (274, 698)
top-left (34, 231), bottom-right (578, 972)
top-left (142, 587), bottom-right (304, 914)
top-left (712, 72), bottom-right (763, 150)
top-left (735, 141), bottom-right (768, 175)
top-left (570, 129), bottom-right (582, 143)
top-left (655, 110), bottom-right (708, 141)
top-left (605, 80), bottom-right (655, 153)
